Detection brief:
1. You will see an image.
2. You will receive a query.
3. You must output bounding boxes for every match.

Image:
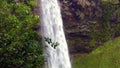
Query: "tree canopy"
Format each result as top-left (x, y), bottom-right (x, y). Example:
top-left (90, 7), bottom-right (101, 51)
top-left (0, 0), bottom-right (44, 68)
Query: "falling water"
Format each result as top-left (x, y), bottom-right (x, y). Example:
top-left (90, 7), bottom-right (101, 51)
top-left (39, 0), bottom-right (71, 68)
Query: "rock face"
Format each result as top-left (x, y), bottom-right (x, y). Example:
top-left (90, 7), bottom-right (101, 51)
top-left (60, 0), bottom-right (101, 33)
top-left (59, 0), bottom-right (120, 53)
top-left (59, 0), bottom-right (101, 53)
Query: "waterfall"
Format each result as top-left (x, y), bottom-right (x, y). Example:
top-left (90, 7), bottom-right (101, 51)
top-left (39, 0), bottom-right (71, 68)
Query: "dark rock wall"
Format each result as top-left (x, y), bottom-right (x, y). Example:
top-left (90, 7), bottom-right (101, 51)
top-left (59, 0), bottom-right (101, 53)
top-left (59, 0), bottom-right (120, 53)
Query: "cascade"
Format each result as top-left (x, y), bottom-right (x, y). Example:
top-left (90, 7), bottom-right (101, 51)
top-left (39, 0), bottom-right (71, 68)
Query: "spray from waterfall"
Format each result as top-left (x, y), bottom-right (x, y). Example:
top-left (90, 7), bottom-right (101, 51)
top-left (39, 0), bottom-right (71, 68)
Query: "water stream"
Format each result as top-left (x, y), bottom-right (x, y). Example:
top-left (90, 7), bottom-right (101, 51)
top-left (39, 0), bottom-right (71, 68)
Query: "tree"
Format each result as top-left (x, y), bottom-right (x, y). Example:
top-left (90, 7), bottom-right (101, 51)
top-left (0, 0), bottom-right (44, 68)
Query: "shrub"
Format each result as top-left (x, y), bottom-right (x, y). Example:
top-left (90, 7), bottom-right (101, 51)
top-left (0, 0), bottom-right (44, 68)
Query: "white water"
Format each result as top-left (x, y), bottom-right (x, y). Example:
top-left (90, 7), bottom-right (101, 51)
top-left (39, 0), bottom-right (71, 68)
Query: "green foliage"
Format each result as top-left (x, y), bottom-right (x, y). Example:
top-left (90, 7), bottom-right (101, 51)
top-left (73, 37), bottom-right (120, 68)
top-left (51, 42), bottom-right (59, 49)
top-left (101, 0), bottom-right (119, 4)
top-left (0, 0), bottom-right (44, 68)
top-left (44, 37), bottom-right (59, 49)
top-left (89, 0), bottom-right (120, 49)
top-left (100, 0), bottom-right (120, 39)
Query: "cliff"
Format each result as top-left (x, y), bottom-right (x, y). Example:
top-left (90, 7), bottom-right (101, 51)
top-left (60, 0), bottom-right (120, 53)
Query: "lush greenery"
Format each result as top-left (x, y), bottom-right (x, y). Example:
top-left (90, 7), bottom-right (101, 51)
top-left (0, 0), bottom-right (44, 68)
top-left (73, 37), bottom-right (120, 68)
